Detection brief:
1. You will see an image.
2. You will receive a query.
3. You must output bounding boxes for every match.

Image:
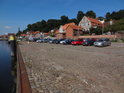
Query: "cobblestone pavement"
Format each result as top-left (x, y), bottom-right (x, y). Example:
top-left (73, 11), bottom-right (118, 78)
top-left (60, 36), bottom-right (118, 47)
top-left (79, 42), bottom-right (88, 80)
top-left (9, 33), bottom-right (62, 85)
top-left (19, 42), bottom-right (124, 93)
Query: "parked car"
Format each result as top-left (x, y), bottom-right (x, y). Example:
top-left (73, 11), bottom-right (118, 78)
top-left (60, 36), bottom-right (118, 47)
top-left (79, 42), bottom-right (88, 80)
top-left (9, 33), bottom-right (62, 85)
top-left (33, 38), bottom-right (40, 42)
top-left (28, 37), bottom-right (34, 42)
top-left (82, 38), bottom-right (96, 46)
top-left (94, 38), bottom-right (111, 47)
top-left (49, 39), bottom-right (57, 44)
top-left (42, 39), bottom-right (48, 43)
top-left (71, 39), bottom-right (84, 45)
top-left (60, 39), bottom-right (66, 44)
top-left (36, 39), bottom-right (44, 43)
top-left (60, 39), bottom-right (74, 45)
top-left (55, 39), bottom-right (65, 44)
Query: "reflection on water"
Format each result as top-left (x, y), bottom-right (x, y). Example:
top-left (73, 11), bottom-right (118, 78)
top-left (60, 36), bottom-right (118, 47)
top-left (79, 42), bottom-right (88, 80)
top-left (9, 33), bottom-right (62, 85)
top-left (0, 41), bottom-right (16, 93)
top-left (11, 57), bottom-right (17, 93)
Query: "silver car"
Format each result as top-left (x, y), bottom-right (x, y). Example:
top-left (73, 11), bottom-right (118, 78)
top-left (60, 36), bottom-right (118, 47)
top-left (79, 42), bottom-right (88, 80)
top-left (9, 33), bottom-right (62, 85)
top-left (94, 38), bottom-right (111, 47)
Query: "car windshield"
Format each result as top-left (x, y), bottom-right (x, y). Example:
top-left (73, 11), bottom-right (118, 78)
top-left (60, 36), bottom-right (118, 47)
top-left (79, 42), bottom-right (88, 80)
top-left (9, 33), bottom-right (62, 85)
top-left (84, 38), bottom-right (90, 41)
top-left (74, 40), bottom-right (78, 41)
top-left (97, 39), bottom-right (104, 42)
top-left (65, 39), bottom-right (69, 41)
top-left (97, 38), bottom-right (109, 42)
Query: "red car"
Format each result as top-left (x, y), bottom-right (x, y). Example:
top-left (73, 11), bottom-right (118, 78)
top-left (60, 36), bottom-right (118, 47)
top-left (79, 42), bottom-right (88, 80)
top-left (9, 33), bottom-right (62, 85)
top-left (71, 39), bottom-right (84, 45)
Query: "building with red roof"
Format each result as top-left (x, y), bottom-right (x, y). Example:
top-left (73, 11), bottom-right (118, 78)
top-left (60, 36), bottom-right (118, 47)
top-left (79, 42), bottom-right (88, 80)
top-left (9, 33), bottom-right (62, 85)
top-left (79, 16), bottom-right (103, 31)
top-left (20, 34), bottom-right (27, 37)
top-left (56, 23), bottom-right (83, 39)
top-left (27, 31), bottom-right (41, 35)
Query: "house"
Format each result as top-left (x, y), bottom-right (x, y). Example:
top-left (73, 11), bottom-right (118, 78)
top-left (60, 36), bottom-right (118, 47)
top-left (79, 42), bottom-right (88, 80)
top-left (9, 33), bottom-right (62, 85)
top-left (0, 35), bottom-right (8, 39)
top-left (56, 23), bottom-right (83, 39)
top-left (20, 34), bottom-right (27, 37)
top-left (79, 16), bottom-right (103, 31)
top-left (104, 19), bottom-right (117, 27)
top-left (27, 31), bottom-right (42, 39)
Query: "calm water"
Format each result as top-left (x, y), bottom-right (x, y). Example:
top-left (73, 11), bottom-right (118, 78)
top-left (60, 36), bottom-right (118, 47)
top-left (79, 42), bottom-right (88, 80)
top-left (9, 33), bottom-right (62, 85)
top-left (0, 41), bottom-right (16, 93)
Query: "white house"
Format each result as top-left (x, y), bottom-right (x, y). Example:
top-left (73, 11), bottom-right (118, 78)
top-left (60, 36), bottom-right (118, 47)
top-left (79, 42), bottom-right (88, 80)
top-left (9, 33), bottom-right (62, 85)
top-left (79, 16), bottom-right (103, 31)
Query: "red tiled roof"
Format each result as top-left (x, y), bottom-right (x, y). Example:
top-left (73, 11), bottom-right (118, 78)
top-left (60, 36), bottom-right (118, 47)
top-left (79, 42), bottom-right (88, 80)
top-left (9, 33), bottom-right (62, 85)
top-left (29, 31), bottom-right (40, 34)
top-left (87, 17), bottom-right (102, 26)
top-left (0, 35), bottom-right (7, 37)
top-left (62, 23), bottom-right (75, 30)
top-left (20, 34), bottom-right (27, 36)
top-left (44, 33), bottom-right (49, 35)
top-left (61, 22), bottom-right (82, 30)
top-left (8, 33), bottom-right (15, 36)
top-left (54, 29), bottom-right (59, 34)
top-left (69, 25), bottom-right (82, 30)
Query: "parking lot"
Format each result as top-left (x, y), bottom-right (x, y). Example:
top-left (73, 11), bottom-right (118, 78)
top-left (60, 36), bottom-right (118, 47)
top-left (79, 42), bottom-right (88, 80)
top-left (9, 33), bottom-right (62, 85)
top-left (20, 42), bottom-right (124, 93)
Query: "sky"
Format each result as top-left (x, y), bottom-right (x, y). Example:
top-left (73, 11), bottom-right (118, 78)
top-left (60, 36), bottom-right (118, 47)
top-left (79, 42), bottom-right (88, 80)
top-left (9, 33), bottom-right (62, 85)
top-left (0, 0), bottom-right (124, 35)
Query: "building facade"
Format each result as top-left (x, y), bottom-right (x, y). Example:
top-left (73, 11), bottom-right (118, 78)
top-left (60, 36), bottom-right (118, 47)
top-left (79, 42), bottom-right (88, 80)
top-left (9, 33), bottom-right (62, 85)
top-left (56, 23), bottom-right (83, 39)
top-left (79, 16), bottom-right (103, 31)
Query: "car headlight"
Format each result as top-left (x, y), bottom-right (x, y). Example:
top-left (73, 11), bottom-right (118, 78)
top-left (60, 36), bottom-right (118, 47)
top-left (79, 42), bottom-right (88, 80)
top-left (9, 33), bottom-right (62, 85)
top-left (98, 43), bottom-right (102, 45)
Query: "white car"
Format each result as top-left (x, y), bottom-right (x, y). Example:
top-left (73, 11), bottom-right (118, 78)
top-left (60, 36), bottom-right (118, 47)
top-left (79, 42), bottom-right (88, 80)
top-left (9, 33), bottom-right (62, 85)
top-left (60, 40), bottom-right (66, 44)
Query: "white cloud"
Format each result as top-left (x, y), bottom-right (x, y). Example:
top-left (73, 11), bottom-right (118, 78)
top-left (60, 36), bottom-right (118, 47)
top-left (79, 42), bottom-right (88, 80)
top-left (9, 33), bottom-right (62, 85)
top-left (4, 26), bottom-right (12, 29)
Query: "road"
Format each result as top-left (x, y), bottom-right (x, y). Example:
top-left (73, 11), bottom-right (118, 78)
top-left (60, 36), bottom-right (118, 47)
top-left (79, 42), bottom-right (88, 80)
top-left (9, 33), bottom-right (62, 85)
top-left (20, 42), bottom-right (124, 93)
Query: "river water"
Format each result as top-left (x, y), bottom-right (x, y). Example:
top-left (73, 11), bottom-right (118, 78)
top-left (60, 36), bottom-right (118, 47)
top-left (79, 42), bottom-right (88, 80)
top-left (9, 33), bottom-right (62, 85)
top-left (0, 41), bottom-right (16, 93)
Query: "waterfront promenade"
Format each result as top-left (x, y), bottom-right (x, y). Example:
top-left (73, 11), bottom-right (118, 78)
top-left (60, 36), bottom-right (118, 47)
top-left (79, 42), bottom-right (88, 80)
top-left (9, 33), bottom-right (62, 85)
top-left (19, 41), bottom-right (124, 93)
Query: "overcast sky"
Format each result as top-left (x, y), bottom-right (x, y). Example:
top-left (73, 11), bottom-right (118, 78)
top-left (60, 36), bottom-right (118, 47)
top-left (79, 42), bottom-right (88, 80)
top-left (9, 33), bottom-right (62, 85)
top-left (0, 0), bottom-right (124, 35)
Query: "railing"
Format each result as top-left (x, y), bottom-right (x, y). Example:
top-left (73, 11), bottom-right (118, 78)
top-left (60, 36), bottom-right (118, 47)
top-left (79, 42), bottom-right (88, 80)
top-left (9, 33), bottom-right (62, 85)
top-left (17, 46), bottom-right (32, 93)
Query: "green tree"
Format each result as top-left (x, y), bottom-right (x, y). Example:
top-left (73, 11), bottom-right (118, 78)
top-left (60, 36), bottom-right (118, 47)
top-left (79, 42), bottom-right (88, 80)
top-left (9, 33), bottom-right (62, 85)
top-left (16, 31), bottom-right (22, 36)
top-left (77, 11), bottom-right (85, 22)
top-left (105, 10), bottom-right (124, 21)
top-left (69, 18), bottom-right (78, 24)
top-left (97, 16), bottom-right (105, 21)
top-left (111, 11), bottom-right (118, 20)
top-left (105, 12), bottom-right (111, 21)
top-left (60, 15), bottom-right (69, 25)
top-left (118, 10), bottom-right (124, 19)
top-left (90, 27), bottom-right (102, 35)
top-left (27, 24), bottom-right (32, 31)
top-left (85, 10), bottom-right (96, 18)
top-left (104, 18), bottom-right (124, 33)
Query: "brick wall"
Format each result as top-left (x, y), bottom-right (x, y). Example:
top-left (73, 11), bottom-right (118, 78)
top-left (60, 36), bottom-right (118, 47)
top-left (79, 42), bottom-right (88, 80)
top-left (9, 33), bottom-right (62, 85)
top-left (66, 27), bottom-right (73, 39)
top-left (115, 32), bottom-right (124, 39)
top-left (66, 27), bottom-right (79, 39)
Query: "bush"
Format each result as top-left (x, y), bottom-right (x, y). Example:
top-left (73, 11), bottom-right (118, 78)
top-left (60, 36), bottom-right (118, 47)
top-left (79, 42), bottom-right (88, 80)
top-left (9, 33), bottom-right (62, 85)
top-left (121, 39), bottom-right (124, 42)
top-left (111, 39), bottom-right (118, 42)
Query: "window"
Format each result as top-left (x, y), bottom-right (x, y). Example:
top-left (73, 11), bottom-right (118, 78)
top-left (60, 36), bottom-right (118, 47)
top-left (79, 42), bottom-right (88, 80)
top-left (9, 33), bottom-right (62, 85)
top-left (73, 30), bottom-right (77, 36)
top-left (63, 33), bottom-right (66, 36)
top-left (83, 23), bottom-right (86, 26)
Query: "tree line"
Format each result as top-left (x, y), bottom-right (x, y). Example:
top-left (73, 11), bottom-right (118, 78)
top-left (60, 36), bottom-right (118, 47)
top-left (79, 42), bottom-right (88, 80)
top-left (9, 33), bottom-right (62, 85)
top-left (17, 9), bottom-right (124, 36)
